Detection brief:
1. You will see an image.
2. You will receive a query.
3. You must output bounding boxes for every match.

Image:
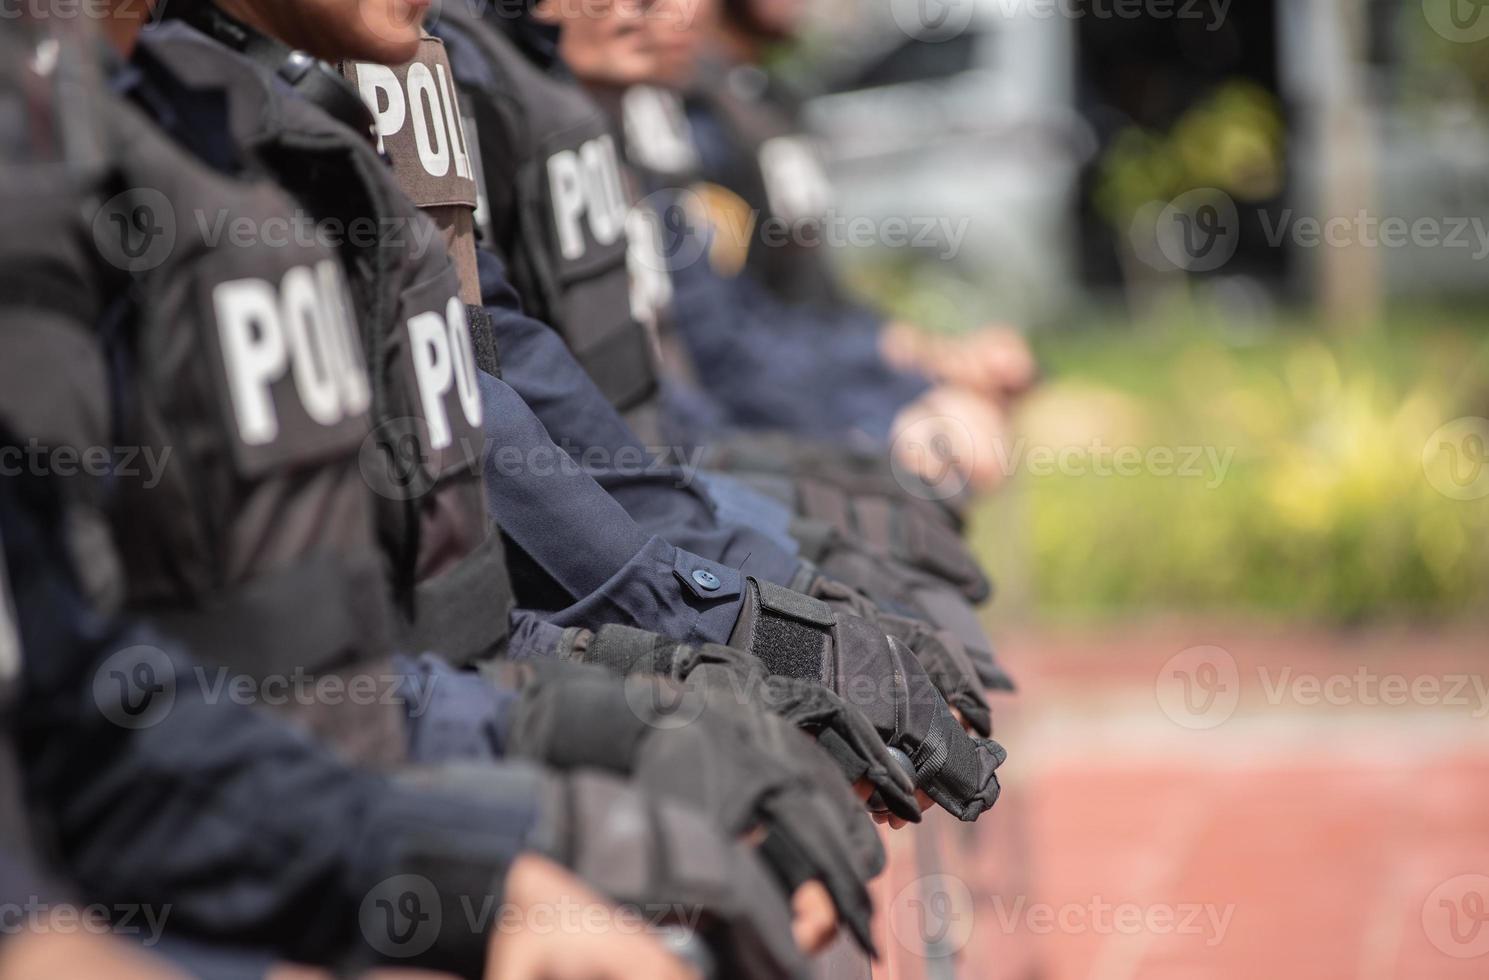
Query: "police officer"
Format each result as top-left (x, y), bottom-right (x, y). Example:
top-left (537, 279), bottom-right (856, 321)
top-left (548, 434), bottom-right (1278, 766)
top-left (427, 0), bottom-right (1015, 697)
top-left (0, 11), bottom-right (808, 977)
top-left (118, 0), bottom-right (931, 956)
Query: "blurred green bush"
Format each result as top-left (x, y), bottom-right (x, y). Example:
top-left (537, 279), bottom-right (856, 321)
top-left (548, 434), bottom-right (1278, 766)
top-left (970, 309), bottom-right (1489, 623)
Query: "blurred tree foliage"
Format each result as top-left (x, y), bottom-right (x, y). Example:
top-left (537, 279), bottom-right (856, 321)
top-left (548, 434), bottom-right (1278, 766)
top-left (970, 308), bottom-right (1489, 623)
top-left (1093, 81), bottom-right (1286, 233)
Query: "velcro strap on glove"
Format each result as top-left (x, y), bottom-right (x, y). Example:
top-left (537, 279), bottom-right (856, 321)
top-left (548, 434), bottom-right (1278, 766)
top-left (733, 579), bottom-right (835, 681)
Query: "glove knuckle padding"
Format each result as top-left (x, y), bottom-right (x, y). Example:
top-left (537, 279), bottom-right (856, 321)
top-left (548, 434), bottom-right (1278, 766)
top-left (878, 615), bottom-right (993, 738)
top-left (505, 662), bottom-right (656, 772)
top-left (569, 775), bottom-right (810, 980)
top-left (508, 658), bottom-right (885, 946)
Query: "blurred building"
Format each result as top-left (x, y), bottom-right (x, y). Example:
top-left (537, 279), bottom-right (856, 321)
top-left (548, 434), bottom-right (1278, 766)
top-left (797, 0), bottom-right (1489, 323)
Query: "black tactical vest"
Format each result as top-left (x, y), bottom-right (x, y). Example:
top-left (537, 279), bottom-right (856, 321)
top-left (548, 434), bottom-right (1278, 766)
top-left (144, 23), bottom-right (513, 673)
top-left (83, 68), bottom-right (408, 765)
top-left (433, 5), bottom-right (661, 436)
top-left (685, 58), bottom-right (848, 310)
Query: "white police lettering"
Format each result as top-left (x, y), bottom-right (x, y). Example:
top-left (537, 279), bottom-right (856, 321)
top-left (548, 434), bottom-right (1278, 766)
top-left (758, 136), bottom-right (832, 223)
top-left (408, 296), bottom-right (482, 451)
top-left (621, 86), bottom-right (698, 177)
top-left (626, 205), bottom-right (673, 329)
top-left (353, 61), bottom-right (472, 181)
top-left (213, 261), bottom-right (369, 446)
top-left (548, 134), bottom-right (628, 260)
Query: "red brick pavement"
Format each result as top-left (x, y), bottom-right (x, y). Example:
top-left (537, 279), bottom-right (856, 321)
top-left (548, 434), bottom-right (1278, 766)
top-left (862, 623), bottom-right (1489, 980)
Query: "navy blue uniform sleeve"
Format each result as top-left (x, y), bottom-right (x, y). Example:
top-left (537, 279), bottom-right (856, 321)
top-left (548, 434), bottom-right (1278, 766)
top-left (2, 471), bottom-right (535, 979)
top-left (475, 369), bottom-right (759, 646)
top-left (478, 250), bottom-right (801, 585)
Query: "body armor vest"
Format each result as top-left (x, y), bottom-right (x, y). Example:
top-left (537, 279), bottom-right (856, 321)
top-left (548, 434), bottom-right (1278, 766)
top-left (433, 5), bottom-right (661, 436)
top-left (145, 23), bottom-right (513, 673)
top-left (685, 59), bottom-right (848, 310)
top-left (91, 67), bottom-right (404, 765)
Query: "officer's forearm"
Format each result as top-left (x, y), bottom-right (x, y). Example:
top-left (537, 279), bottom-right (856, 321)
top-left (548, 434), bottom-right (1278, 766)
top-left (477, 371), bottom-right (650, 597)
top-left (21, 631), bottom-right (533, 978)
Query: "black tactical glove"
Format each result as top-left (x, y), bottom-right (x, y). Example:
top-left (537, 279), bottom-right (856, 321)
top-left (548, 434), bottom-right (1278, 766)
top-left (728, 579), bottom-right (1006, 821)
top-left (572, 624), bottom-right (921, 822)
top-left (702, 432), bottom-right (988, 602)
top-left (412, 763), bottom-right (808, 980)
top-left (495, 660), bottom-right (882, 952)
top-left (802, 577), bottom-right (997, 738)
top-left (786, 483), bottom-right (990, 605)
top-left (796, 551), bottom-right (1017, 697)
top-left (703, 431), bottom-right (972, 528)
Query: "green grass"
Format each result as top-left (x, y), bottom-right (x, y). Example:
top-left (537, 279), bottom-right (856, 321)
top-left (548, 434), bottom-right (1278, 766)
top-left (967, 306), bottom-right (1489, 623)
